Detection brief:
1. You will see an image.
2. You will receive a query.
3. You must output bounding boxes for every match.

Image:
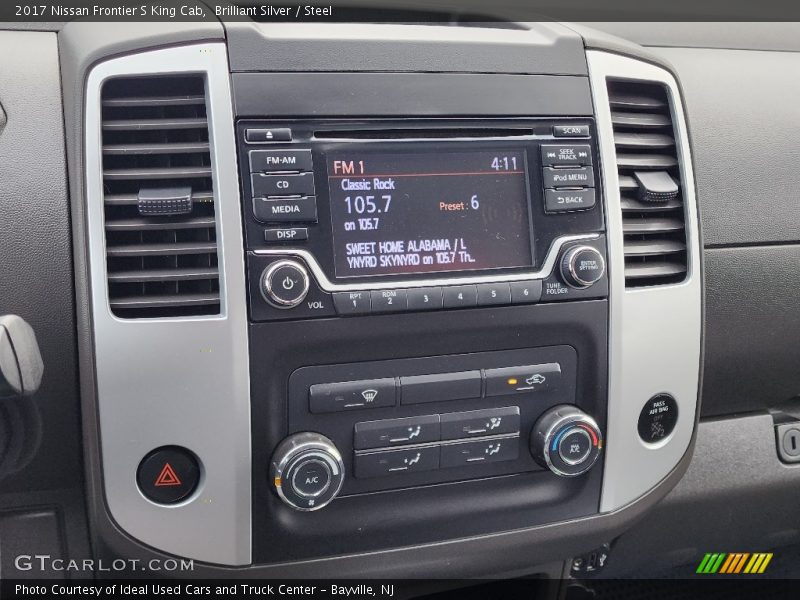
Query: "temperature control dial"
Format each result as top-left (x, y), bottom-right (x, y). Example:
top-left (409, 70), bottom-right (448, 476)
top-left (271, 432), bottom-right (344, 511)
top-left (261, 259), bottom-right (310, 308)
top-left (531, 405), bottom-right (603, 477)
top-left (560, 245), bottom-right (605, 289)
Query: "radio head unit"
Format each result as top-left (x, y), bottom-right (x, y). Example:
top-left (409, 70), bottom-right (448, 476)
top-left (236, 119), bottom-right (607, 320)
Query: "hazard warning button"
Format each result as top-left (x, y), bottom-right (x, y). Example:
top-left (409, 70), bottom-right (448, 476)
top-left (137, 446), bottom-right (200, 505)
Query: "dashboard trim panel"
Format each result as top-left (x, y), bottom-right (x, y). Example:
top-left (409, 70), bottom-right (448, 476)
top-left (587, 50), bottom-right (702, 512)
top-left (84, 43), bottom-right (252, 566)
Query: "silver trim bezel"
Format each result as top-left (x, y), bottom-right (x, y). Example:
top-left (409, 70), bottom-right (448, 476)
top-left (587, 51), bottom-right (702, 512)
top-left (84, 44), bottom-right (252, 565)
top-left (253, 233), bottom-right (600, 292)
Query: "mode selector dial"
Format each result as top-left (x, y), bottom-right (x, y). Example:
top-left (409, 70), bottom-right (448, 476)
top-left (261, 259), bottom-right (310, 309)
top-left (270, 432), bottom-right (344, 511)
top-left (530, 405), bottom-right (603, 477)
top-left (560, 245), bottom-right (605, 289)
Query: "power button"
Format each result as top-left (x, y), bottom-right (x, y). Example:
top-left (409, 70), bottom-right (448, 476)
top-left (261, 260), bottom-right (310, 308)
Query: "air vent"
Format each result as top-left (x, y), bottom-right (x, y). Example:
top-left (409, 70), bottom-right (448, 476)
top-left (100, 75), bottom-right (220, 318)
top-left (608, 79), bottom-right (688, 287)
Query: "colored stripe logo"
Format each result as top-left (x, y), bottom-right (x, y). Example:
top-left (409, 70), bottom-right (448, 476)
top-left (696, 553), bottom-right (773, 574)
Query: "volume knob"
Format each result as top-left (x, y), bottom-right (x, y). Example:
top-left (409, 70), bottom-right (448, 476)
top-left (261, 259), bottom-right (310, 308)
top-left (271, 432), bottom-right (344, 511)
top-left (560, 246), bottom-right (605, 289)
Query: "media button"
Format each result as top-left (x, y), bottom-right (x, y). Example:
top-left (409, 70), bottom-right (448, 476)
top-left (510, 280), bottom-right (543, 304)
top-left (540, 144), bottom-right (592, 167)
top-left (484, 363), bottom-right (562, 397)
top-left (371, 289), bottom-right (408, 313)
top-left (252, 172), bottom-right (316, 198)
top-left (253, 196), bottom-right (318, 223)
top-left (442, 285), bottom-right (478, 309)
top-left (250, 149), bottom-right (313, 173)
top-left (476, 283), bottom-right (511, 306)
top-left (333, 291), bottom-right (371, 315)
top-left (309, 378), bottom-right (396, 413)
top-left (407, 287), bottom-right (443, 311)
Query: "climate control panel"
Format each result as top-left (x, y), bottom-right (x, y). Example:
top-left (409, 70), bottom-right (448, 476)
top-left (272, 346), bottom-right (604, 503)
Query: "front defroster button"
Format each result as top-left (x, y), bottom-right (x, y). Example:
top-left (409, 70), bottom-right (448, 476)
top-left (309, 378), bottom-right (396, 413)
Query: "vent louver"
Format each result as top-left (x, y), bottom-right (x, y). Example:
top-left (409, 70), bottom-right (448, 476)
top-left (100, 75), bottom-right (220, 318)
top-left (608, 79), bottom-right (688, 287)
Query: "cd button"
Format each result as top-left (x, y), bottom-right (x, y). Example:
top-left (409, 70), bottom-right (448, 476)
top-left (252, 172), bottom-right (316, 197)
top-left (370, 289), bottom-right (408, 313)
top-left (332, 291), bottom-right (371, 315)
top-left (476, 283), bottom-right (511, 306)
top-left (442, 285), bottom-right (478, 308)
top-left (407, 287), bottom-right (443, 311)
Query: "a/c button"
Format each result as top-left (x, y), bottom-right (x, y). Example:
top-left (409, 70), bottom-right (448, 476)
top-left (291, 458), bottom-right (332, 498)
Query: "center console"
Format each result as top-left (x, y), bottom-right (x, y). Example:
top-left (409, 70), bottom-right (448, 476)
top-left (72, 21), bottom-right (702, 575)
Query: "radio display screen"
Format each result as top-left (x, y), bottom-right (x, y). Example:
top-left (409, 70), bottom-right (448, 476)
top-left (326, 149), bottom-right (533, 279)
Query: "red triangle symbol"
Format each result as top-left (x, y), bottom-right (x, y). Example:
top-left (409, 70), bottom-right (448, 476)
top-left (154, 463), bottom-right (182, 487)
